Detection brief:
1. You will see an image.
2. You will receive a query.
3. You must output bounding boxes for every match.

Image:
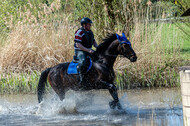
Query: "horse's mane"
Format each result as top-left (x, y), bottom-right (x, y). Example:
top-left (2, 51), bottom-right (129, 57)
top-left (96, 33), bottom-right (117, 53)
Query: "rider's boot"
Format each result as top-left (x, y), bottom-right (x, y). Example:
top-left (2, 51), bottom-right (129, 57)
top-left (77, 66), bottom-right (88, 88)
top-left (79, 73), bottom-right (88, 88)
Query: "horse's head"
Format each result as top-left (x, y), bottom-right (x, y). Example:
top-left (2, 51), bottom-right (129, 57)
top-left (116, 33), bottom-right (137, 62)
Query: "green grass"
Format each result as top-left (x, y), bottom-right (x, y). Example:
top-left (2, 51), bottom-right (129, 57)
top-left (161, 23), bottom-right (190, 56)
top-left (0, 0), bottom-right (189, 93)
top-left (115, 22), bottom-right (189, 89)
top-left (145, 23), bottom-right (190, 56)
top-left (149, 22), bottom-right (190, 60)
top-left (0, 72), bottom-right (40, 94)
top-left (1, 22), bottom-right (189, 93)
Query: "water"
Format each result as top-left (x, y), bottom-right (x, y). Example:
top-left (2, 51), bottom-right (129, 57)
top-left (0, 88), bottom-right (183, 126)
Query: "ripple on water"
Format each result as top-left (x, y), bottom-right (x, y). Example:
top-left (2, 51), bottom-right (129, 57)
top-left (0, 88), bottom-right (183, 126)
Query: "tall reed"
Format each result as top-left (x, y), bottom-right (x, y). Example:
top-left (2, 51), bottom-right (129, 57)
top-left (0, 72), bottom-right (39, 94)
top-left (115, 20), bottom-right (189, 88)
top-left (0, 1), bottom-right (74, 72)
top-left (0, 0), bottom-right (189, 93)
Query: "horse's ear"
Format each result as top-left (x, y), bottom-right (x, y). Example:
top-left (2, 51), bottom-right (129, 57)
top-left (122, 33), bottom-right (126, 37)
top-left (116, 33), bottom-right (122, 41)
top-left (116, 33), bottom-right (131, 45)
top-left (116, 33), bottom-right (126, 42)
top-left (122, 33), bottom-right (131, 44)
top-left (122, 33), bottom-right (128, 41)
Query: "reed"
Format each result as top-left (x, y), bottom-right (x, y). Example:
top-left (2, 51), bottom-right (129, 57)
top-left (0, 21), bottom-right (74, 72)
top-left (0, 0), bottom-right (189, 93)
top-left (0, 72), bottom-right (39, 94)
top-left (115, 22), bottom-right (189, 88)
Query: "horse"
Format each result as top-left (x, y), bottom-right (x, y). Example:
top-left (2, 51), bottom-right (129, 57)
top-left (37, 33), bottom-right (137, 109)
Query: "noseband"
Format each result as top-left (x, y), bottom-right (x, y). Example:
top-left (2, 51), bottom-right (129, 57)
top-left (95, 33), bottom-right (135, 58)
top-left (116, 33), bottom-right (135, 58)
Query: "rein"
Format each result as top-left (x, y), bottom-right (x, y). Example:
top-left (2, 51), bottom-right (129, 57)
top-left (93, 52), bottom-right (125, 58)
top-left (93, 33), bottom-right (133, 60)
top-left (104, 53), bottom-right (132, 58)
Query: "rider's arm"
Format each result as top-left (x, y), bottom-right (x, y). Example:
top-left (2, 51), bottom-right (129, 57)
top-left (76, 42), bottom-right (93, 53)
top-left (93, 40), bottom-right (98, 48)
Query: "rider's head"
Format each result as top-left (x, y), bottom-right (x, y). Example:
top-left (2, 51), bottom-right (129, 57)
top-left (80, 17), bottom-right (92, 31)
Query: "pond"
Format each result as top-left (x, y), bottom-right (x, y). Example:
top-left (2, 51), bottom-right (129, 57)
top-left (0, 88), bottom-right (183, 126)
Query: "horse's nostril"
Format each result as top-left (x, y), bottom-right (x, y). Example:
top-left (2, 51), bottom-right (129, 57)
top-left (133, 57), bottom-right (137, 62)
top-left (134, 56), bottom-right (137, 61)
top-left (130, 56), bottom-right (137, 62)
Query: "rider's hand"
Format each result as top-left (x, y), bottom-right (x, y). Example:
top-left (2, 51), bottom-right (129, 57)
top-left (88, 49), bottom-right (94, 54)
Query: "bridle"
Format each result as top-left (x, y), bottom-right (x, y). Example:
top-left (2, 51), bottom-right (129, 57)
top-left (94, 33), bottom-right (135, 59)
top-left (94, 41), bottom-right (134, 58)
top-left (116, 33), bottom-right (136, 59)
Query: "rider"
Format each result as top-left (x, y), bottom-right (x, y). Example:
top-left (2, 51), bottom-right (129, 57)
top-left (74, 17), bottom-right (98, 86)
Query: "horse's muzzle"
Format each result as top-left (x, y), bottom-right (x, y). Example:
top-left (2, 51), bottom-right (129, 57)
top-left (130, 55), bottom-right (137, 62)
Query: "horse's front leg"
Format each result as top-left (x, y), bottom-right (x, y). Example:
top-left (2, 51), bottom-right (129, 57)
top-left (98, 80), bottom-right (122, 109)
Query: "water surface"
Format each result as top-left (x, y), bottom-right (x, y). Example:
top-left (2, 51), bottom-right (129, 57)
top-left (0, 88), bottom-right (183, 126)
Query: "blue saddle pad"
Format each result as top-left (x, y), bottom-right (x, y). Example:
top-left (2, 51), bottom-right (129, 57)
top-left (67, 59), bottom-right (92, 74)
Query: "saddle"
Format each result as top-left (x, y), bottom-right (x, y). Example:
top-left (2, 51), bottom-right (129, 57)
top-left (67, 57), bottom-right (92, 75)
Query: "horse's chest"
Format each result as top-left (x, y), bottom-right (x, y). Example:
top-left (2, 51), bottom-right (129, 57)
top-left (108, 71), bottom-right (115, 80)
top-left (102, 69), bottom-right (115, 82)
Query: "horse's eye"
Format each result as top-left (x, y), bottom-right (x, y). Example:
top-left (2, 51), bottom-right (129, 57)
top-left (124, 44), bottom-right (131, 48)
top-left (124, 44), bottom-right (128, 47)
top-left (127, 44), bottom-right (131, 47)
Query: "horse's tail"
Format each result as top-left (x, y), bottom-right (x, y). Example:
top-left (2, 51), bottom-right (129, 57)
top-left (37, 68), bottom-right (51, 103)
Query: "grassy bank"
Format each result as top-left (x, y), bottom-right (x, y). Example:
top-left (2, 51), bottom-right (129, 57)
top-left (0, 72), bottom-right (39, 94)
top-left (0, 22), bottom-right (189, 94)
top-left (0, 0), bottom-right (189, 94)
top-left (115, 22), bottom-right (189, 89)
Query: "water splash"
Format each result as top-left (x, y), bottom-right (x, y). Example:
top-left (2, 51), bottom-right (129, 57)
top-left (36, 90), bottom-right (108, 115)
top-left (0, 89), bottom-right (183, 126)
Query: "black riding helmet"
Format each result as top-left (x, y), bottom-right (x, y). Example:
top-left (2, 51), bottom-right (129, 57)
top-left (80, 17), bottom-right (93, 26)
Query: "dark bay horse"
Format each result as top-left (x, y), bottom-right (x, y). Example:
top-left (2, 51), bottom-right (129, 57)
top-left (37, 33), bottom-right (137, 109)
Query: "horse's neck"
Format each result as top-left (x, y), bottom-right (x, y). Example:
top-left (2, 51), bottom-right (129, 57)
top-left (101, 42), bottom-right (119, 68)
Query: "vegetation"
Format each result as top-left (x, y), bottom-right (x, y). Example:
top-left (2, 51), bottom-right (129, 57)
top-left (0, 0), bottom-right (189, 93)
top-left (0, 72), bottom-right (39, 94)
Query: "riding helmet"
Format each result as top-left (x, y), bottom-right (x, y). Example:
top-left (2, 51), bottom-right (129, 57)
top-left (80, 17), bottom-right (93, 25)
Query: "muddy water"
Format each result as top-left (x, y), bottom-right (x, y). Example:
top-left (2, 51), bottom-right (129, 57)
top-left (0, 88), bottom-right (182, 126)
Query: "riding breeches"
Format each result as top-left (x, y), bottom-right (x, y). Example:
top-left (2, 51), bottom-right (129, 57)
top-left (75, 50), bottom-right (90, 74)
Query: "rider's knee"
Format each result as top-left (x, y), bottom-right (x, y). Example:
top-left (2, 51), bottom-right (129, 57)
top-left (109, 84), bottom-right (117, 91)
top-left (77, 61), bottom-right (87, 73)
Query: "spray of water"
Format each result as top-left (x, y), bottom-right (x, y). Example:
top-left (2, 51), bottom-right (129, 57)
top-left (36, 90), bottom-right (110, 115)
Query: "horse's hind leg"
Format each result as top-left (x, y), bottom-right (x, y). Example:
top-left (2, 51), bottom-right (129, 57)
top-left (48, 71), bottom-right (66, 101)
top-left (48, 80), bottom-right (66, 101)
top-left (54, 88), bottom-right (67, 101)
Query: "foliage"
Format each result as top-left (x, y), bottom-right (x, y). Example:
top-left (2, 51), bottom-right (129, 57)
top-left (0, 0), bottom-right (189, 93)
top-left (161, 0), bottom-right (190, 13)
top-left (114, 22), bottom-right (189, 89)
top-left (0, 72), bottom-right (40, 94)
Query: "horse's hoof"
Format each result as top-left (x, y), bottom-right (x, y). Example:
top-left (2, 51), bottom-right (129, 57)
top-left (116, 102), bottom-right (122, 110)
top-left (109, 101), bottom-right (122, 110)
top-left (109, 101), bottom-right (116, 109)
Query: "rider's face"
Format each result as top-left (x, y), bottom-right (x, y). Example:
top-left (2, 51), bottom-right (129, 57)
top-left (84, 23), bottom-right (91, 31)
